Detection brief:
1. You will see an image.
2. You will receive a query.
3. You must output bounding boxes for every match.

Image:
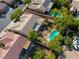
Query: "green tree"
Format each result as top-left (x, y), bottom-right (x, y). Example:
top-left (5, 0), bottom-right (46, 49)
top-left (60, 7), bottom-right (68, 14)
top-left (54, 14), bottom-right (79, 35)
top-left (33, 49), bottom-right (45, 59)
top-left (64, 37), bottom-right (72, 46)
top-left (53, 0), bottom-right (70, 9)
top-left (10, 8), bottom-right (24, 22)
top-left (64, 36), bottom-right (73, 50)
top-left (28, 31), bottom-right (38, 41)
top-left (22, 0), bottom-right (30, 5)
top-left (49, 41), bottom-right (63, 55)
top-left (46, 53), bottom-right (56, 59)
top-left (55, 0), bottom-right (69, 5)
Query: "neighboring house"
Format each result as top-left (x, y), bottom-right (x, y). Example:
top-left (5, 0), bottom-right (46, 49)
top-left (70, 0), bottom-right (79, 17)
top-left (0, 3), bottom-right (9, 14)
top-left (1, 12), bottom-right (45, 35)
top-left (2, 0), bottom-right (15, 5)
top-left (0, 31), bottom-right (26, 59)
top-left (28, 0), bottom-right (53, 13)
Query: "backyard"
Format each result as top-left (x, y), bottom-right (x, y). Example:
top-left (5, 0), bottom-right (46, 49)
top-left (27, 0), bottom-right (79, 58)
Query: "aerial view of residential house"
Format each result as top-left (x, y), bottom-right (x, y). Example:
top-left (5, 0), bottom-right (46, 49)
top-left (28, 0), bottom-right (53, 13)
top-left (1, 12), bottom-right (45, 35)
top-left (0, 31), bottom-right (26, 59)
top-left (0, 0), bottom-right (79, 59)
top-left (70, 0), bottom-right (79, 17)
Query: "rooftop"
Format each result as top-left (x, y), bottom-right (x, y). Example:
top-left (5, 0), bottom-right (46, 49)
top-left (0, 3), bottom-right (8, 13)
top-left (28, 0), bottom-right (53, 13)
top-left (0, 31), bottom-right (25, 59)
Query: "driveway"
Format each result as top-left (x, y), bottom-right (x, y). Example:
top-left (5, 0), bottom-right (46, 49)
top-left (64, 50), bottom-right (79, 59)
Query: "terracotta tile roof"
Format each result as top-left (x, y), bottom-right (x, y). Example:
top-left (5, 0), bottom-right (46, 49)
top-left (0, 31), bottom-right (26, 59)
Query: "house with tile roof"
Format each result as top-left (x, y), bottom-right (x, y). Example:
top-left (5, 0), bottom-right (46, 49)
top-left (0, 31), bottom-right (26, 59)
top-left (28, 0), bottom-right (53, 13)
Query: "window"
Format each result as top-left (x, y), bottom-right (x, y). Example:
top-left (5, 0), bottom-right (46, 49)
top-left (33, 23), bottom-right (38, 29)
top-left (32, 23), bottom-right (41, 31)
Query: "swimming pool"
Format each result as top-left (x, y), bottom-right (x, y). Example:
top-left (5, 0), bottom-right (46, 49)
top-left (50, 12), bottom-right (63, 18)
top-left (48, 29), bottom-right (59, 41)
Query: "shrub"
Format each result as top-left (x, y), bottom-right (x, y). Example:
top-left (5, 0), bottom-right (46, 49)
top-left (10, 8), bottom-right (24, 22)
top-left (28, 31), bottom-right (38, 41)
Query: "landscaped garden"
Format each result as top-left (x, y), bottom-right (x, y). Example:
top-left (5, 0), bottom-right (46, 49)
top-left (33, 47), bottom-right (57, 59)
top-left (26, 0), bottom-right (79, 59)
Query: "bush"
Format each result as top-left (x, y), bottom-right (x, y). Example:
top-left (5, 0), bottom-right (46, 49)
top-left (64, 37), bottom-right (73, 47)
top-left (10, 8), bottom-right (24, 22)
top-left (49, 41), bottom-right (63, 55)
top-left (33, 49), bottom-right (45, 59)
top-left (28, 31), bottom-right (38, 41)
top-left (46, 53), bottom-right (56, 59)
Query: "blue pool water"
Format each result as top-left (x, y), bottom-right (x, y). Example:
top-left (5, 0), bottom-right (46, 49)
top-left (50, 12), bottom-right (63, 18)
top-left (48, 30), bottom-right (59, 41)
